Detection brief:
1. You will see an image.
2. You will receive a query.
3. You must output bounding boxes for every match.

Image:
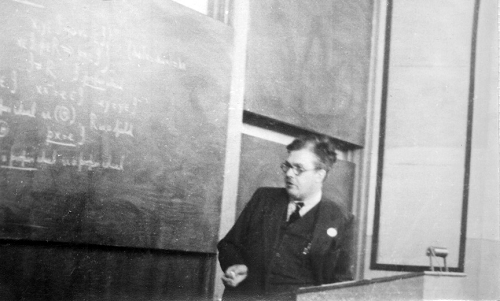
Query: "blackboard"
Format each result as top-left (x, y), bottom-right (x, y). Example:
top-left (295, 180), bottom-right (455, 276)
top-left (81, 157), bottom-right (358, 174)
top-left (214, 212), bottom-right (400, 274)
top-left (244, 0), bottom-right (373, 146)
top-left (0, 0), bottom-right (232, 252)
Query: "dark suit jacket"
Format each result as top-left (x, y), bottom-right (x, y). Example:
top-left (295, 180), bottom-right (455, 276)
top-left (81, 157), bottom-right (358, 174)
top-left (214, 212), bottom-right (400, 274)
top-left (218, 187), bottom-right (354, 298)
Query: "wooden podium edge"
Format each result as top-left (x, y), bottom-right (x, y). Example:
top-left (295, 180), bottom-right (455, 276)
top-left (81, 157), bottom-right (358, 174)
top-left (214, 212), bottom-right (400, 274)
top-left (297, 271), bottom-right (466, 294)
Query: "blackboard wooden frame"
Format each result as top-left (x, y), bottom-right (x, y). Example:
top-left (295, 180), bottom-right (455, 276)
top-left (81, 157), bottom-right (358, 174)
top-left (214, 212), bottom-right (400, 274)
top-left (370, 0), bottom-right (480, 272)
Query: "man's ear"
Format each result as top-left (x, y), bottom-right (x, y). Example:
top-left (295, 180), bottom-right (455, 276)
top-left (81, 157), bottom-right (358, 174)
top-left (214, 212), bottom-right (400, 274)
top-left (316, 169), bottom-right (327, 182)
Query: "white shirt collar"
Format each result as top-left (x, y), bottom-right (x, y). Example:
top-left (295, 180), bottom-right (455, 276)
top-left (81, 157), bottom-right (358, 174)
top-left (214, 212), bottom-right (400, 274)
top-left (288, 190), bottom-right (322, 218)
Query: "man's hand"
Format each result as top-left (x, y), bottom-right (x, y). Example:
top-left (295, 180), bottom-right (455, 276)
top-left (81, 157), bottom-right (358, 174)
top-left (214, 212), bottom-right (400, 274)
top-left (221, 264), bottom-right (248, 287)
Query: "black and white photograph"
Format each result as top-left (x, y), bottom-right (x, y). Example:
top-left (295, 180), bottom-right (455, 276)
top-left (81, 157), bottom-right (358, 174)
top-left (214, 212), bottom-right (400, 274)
top-left (0, 0), bottom-right (497, 300)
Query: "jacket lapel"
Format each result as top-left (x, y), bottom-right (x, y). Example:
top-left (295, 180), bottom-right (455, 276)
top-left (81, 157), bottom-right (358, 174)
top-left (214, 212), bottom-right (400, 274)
top-left (311, 201), bottom-right (338, 250)
top-left (309, 200), bottom-right (343, 280)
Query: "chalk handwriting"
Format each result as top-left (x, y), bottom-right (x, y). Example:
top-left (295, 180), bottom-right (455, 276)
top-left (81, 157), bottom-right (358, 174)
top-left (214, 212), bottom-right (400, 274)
top-left (0, 147), bottom-right (125, 171)
top-left (26, 52), bottom-right (43, 72)
top-left (96, 99), bottom-right (138, 116)
top-left (12, 0), bottom-right (45, 9)
top-left (113, 119), bottom-right (134, 138)
top-left (53, 105), bottom-right (76, 125)
top-left (47, 129), bottom-right (74, 144)
top-left (90, 113), bottom-right (134, 138)
top-left (0, 149), bottom-right (37, 171)
top-left (35, 83), bottom-right (84, 105)
top-left (37, 150), bottom-right (56, 165)
top-left (2, 13), bottom-right (165, 170)
top-left (13, 102), bottom-right (36, 118)
top-left (46, 125), bottom-right (85, 147)
top-left (79, 152), bottom-right (125, 172)
top-left (29, 16), bottom-right (60, 37)
top-left (27, 52), bottom-right (56, 79)
top-left (127, 41), bottom-right (186, 70)
top-left (0, 70), bottom-right (18, 94)
top-left (40, 111), bottom-right (51, 120)
top-left (22, 32), bottom-right (63, 57)
top-left (0, 98), bottom-right (12, 115)
top-left (82, 71), bottom-right (124, 91)
top-left (23, 18), bottom-right (114, 71)
top-left (0, 120), bottom-right (9, 137)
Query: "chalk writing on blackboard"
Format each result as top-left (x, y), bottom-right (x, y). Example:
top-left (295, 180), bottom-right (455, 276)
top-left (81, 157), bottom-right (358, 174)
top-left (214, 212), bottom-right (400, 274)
top-left (0, 12), bottom-right (169, 173)
top-left (0, 0), bottom-right (232, 252)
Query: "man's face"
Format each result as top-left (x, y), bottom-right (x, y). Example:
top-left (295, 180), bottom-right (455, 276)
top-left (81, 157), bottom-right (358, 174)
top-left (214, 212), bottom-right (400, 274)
top-left (283, 148), bottom-right (324, 201)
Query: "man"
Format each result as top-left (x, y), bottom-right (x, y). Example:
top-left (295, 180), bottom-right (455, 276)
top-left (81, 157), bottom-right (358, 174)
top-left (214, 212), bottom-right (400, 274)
top-left (218, 134), bottom-right (354, 300)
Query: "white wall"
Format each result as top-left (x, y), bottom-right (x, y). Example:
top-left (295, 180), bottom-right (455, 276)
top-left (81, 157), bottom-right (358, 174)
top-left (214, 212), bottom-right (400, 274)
top-left (363, 0), bottom-right (499, 299)
top-left (464, 0), bottom-right (499, 298)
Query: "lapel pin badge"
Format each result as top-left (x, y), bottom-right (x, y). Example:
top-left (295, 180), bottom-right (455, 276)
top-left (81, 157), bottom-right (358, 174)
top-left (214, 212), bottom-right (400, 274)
top-left (327, 228), bottom-right (337, 238)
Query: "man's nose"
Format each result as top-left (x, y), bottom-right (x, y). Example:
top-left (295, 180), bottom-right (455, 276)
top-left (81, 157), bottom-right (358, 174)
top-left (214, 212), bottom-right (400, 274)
top-left (285, 168), bottom-right (295, 177)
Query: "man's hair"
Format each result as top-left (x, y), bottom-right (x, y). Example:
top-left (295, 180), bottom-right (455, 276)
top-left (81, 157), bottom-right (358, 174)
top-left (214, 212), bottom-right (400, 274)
top-left (286, 133), bottom-right (337, 173)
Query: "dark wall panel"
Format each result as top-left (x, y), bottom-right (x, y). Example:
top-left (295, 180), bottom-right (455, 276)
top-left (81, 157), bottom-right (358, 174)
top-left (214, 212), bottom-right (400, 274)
top-left (0, 241), bottom-right (215, 301)
top-left (244, 0), bottom-right (374, 146)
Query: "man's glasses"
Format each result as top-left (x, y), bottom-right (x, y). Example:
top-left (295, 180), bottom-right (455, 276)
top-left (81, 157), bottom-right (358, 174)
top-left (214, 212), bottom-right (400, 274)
top-left (280, 161), bottom-right (318, 176)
